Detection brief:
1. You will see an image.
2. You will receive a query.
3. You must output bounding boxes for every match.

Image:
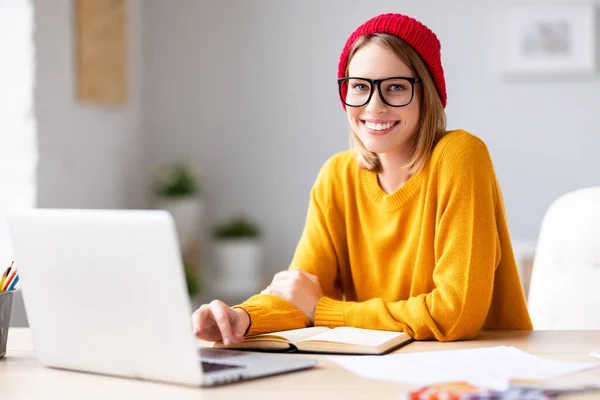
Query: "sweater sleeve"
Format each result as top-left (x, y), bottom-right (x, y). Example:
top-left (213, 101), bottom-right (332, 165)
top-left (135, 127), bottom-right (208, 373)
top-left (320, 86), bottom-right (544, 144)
top-left (314, 136), bottom-right (501, 341)
top-left (233, 158), bottom-right (342, 336)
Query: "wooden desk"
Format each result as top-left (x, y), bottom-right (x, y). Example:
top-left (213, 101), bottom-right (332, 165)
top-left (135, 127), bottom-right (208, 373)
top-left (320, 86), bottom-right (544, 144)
top-left (1, 329), bottom-right (599, 399)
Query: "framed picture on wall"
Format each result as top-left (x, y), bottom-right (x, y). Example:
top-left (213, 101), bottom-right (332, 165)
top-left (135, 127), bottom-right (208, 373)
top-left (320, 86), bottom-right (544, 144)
top-left (502, 6), bottom-right (597, 77)
top-left (75, 0), bottom-right (128, 104)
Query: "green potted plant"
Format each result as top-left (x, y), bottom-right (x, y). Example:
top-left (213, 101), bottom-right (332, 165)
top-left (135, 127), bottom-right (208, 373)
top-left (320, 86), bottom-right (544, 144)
top-left (152, 161), bottom-right (200, 199)
top-left (152, 161), bottom-right (204, 298)
top-left (212, 215), bottom-right (263, 296)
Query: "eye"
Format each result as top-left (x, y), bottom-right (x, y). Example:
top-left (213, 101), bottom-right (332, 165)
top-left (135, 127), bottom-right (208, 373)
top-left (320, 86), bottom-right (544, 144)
top-left (389, 84), bottom-right (408, 92)
top-left (352, 84), bottom-right (369, 92)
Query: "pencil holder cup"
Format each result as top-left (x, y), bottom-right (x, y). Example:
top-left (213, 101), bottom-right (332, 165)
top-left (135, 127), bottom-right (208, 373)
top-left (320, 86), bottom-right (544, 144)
top-left (0, 290), bottom-right (13, 358)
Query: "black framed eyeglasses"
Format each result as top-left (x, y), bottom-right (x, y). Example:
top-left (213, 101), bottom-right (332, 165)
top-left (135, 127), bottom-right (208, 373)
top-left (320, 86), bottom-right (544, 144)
top-left (338, 76), bottom-right (422, 108)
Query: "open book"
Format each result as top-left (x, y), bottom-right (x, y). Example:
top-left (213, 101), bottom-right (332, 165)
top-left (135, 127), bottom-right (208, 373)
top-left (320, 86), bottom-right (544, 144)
top-left (204, 326), bottom-right (413, 355)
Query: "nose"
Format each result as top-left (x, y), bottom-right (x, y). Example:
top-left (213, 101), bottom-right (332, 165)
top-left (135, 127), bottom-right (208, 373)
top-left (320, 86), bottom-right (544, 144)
top-left (365, 85), bottom-right (387, 114)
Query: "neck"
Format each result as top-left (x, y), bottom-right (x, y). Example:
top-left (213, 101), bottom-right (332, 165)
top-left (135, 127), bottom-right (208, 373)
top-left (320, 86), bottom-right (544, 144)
top-left (376, 150), bottom-right (412, 194)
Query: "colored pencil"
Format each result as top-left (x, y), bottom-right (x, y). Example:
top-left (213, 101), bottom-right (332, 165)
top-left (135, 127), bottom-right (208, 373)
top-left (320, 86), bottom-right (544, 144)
top-left (6, 275), bottom-right (19, 291)
top-left (0, 262), bottom-right (13, 291)
top-left (2, 268), bottom-right (17, 292)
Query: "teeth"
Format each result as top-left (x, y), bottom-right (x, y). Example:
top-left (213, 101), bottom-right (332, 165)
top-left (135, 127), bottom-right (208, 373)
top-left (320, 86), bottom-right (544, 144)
top-left (365, 121), bottom-right (396, 131)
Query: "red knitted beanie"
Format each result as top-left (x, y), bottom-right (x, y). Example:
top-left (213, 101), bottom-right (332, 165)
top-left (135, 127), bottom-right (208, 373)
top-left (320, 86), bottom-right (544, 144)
top-left (338, 13), bottom-right (447, 109)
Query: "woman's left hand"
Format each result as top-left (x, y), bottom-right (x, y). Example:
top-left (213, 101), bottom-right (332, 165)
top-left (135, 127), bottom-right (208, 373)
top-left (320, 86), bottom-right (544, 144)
top-left (261, 269), bottom-right (323, 324)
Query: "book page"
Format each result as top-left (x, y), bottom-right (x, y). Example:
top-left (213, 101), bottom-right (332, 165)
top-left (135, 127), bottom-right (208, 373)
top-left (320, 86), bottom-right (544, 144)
top-left (299, 327), bottom-right (405, 346)
top-left (249, 326), bottom-right (330, 343)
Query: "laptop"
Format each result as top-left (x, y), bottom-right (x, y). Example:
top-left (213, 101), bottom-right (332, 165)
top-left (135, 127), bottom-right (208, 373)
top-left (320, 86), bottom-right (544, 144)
top-left (6, 209), bottom-right (317, 386)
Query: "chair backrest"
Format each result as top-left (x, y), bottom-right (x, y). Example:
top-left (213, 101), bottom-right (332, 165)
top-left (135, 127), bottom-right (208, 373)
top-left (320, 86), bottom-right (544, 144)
top-left (527, 187), bottom-right (600, 330)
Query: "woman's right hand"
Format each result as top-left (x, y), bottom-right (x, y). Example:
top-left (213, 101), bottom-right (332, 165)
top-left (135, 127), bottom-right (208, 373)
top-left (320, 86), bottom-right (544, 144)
top-left (191, 300), bottom-right (250, 345)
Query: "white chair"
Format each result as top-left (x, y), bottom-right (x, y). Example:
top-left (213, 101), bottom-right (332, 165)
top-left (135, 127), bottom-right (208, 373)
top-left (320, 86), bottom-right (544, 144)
top-left (527, 187), bottom-right (600, 330)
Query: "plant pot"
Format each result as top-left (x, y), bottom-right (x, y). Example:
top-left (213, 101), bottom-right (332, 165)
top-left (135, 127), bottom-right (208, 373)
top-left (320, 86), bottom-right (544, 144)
top-left (156, 196), bottom-right (204, 299)
top-left (156, 196), bottom-right (204, 245)
top-left (213, 239), bottom-right (263, 297)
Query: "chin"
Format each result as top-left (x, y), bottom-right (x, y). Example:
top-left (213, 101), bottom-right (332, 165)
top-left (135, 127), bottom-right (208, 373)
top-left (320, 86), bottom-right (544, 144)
top-left (357, 135), bottom-right (396, 155)
top-left (361, 143), bottom-right (397, 155)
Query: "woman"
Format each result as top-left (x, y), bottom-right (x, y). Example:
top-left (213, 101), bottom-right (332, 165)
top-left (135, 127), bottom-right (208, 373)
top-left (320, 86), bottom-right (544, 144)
top-left (192, 13), bottom-right (532, 345)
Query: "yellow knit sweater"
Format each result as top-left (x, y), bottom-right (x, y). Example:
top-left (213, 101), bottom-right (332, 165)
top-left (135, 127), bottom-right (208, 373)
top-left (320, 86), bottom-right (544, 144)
top-left (235, 130), bottom-right (532, 341)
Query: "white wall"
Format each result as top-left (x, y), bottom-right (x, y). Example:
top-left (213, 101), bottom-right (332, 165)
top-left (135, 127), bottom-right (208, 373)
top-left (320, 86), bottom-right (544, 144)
top-left (143, 0), bottom-right (600, 279)
top-left (34, 0), bottom-right (146, 209)
top-left (7, 0), bottom-right (146, 327)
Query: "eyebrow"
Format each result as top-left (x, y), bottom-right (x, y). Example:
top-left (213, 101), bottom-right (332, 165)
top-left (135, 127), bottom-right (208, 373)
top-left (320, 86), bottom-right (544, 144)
top-left (345, 75), bottom-right (419, 80)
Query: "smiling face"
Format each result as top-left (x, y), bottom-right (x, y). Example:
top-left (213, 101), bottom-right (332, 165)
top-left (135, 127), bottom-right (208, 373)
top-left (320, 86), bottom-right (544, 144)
top-left (345, 41), bottom-right (421, 159)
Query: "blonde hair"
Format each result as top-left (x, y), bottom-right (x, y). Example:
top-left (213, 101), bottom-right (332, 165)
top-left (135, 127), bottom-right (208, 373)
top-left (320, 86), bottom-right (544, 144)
top-left (345, 34), bottom-right (447, 174)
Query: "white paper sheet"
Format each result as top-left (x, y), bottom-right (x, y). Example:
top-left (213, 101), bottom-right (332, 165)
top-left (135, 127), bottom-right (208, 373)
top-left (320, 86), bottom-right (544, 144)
top-left (329, 346), bottom-right (598, 390)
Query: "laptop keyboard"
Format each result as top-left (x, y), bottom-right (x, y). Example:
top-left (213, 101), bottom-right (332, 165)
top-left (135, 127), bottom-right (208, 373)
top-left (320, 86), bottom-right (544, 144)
top-left (201, 361), bottom-right (242, 373)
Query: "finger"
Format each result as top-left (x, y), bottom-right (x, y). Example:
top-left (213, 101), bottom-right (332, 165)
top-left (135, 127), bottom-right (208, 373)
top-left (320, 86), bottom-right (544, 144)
top-left (263, 288), bottom-right (286, 300)
top-left (191, 309), bottom-right (200, 332)
top-left (231, 308), bottom-right (250, 339)
top-left (193, 305), bottom-right (208, 332)
top-left (196, 305), bottom-right (217, 338)
top-left (192, 305), bottom-right (218, 341)
top-left (209, 300), bottom-right (235, 345)
top-left (262, 282), bottom-right (290, 301)
top-left (272, 271), bottom-right (289, 281)
top-left (295, 269), bottom-right (319, 285)
top-left (265, 279), bottom-right (287, 291)
top-left (290, 269), bottom-right (302, 277)
top-left (304, 271), bottom-right (320, 283)
top-left (260, 286), bottom-right (271, 295)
